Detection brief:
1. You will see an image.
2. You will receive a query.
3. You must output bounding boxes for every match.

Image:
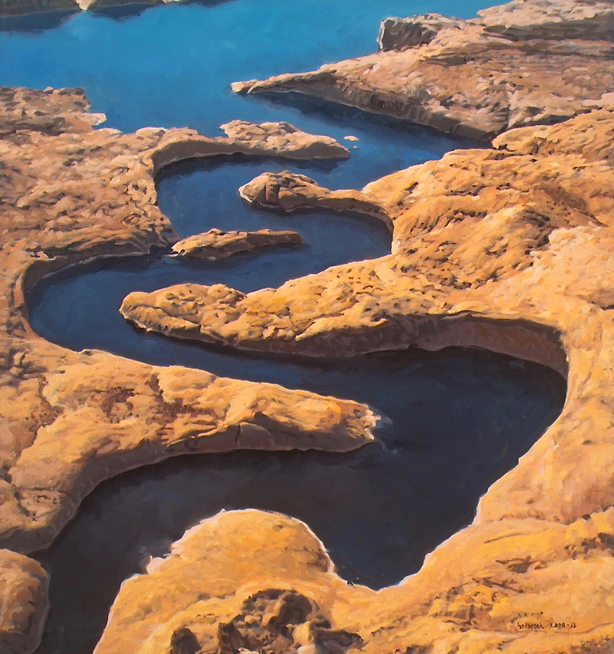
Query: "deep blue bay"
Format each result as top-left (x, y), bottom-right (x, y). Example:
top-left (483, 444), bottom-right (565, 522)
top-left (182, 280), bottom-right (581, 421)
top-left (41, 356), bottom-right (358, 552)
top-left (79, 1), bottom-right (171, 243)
top-left (2, 2), bottom-right (567, 653)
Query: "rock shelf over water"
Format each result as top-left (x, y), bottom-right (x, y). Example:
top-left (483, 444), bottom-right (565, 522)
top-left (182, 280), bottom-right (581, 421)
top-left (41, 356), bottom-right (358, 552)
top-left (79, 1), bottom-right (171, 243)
top-left (233, 0), bottom-right (614, 139)
top-left (121, 114), bottom-right (614, 654)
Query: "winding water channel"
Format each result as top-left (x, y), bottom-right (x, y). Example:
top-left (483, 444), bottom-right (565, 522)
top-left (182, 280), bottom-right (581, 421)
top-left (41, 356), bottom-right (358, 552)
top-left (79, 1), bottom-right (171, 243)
top-left (3, 2), bottom-right (568, 653)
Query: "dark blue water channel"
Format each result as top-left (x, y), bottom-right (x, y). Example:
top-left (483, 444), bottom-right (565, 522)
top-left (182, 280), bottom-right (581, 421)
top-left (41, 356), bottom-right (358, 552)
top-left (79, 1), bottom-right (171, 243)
top-left (4, 1), bottom-right (566, 652)
top-left (28, 154), bottom-right (566, 654)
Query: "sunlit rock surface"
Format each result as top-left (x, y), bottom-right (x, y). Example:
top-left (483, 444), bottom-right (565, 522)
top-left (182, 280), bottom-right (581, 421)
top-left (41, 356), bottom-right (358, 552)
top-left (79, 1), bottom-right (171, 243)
top-left (95, 508), bottom-right (614, 654)
top-left (0, 550), bottom-right (49, 654)
top-left (171, 228), bottom-right (303, 261)
top-left (218, 120), bottom-right (350, 159)
top-left (233, 0), bottom-right (614, 139)
top-left (122, 108), bottom-right (614, 523)
top-left (119, 107), bottom-right (614, 650)
top-left (238, 170), bottom-right (391, 227)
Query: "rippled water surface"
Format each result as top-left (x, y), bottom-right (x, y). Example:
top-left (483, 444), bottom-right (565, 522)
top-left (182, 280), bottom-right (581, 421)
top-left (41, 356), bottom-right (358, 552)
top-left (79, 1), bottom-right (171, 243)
top-left (2, 1), bottom-right (567, 653)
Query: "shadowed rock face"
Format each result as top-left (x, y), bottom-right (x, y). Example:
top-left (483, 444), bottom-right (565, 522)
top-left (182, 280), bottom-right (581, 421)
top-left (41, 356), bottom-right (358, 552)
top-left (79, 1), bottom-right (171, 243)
top-left (233, 0), bottom-right (614, 139)
top-left (171, 228), bottom-right (304, 261)
top-left (377, 14), bottom-right (460, 51)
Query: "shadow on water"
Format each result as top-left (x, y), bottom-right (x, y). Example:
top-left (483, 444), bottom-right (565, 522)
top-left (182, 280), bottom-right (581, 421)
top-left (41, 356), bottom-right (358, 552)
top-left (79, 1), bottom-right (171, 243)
top-left (88, 0), bottom-right (237, 21)
top-left (0, 8), bottom-right (77, 31)
top-left (248, 91), bottom-right (488, 146)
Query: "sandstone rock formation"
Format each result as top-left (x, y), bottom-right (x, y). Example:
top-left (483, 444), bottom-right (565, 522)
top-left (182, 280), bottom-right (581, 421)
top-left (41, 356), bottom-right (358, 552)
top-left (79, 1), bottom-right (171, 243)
top-left (219, 120), bottom-right (349, 159)
top-left (233, 0), bottom-right (614, 139)
top-left (171, 228), bottom-right (304, 261)
top-left (0, 86), bottom-right (374, 651)
top-left (118, 107), bottom-right (614, 651)
top-left (477, 0), bottom-right (614, 41)
top-left (151, 121), bottom-right (349, 171)
top-left (0, 550), bottom-right (49, 654)
top-left (94, 511), bottom-right (368, 654)
top-left (0, 86), bottom-right (104, 137)
top-left (377, 14), bottom-right (459, 51)
top-left (95, 506), bottom-right (614, 654)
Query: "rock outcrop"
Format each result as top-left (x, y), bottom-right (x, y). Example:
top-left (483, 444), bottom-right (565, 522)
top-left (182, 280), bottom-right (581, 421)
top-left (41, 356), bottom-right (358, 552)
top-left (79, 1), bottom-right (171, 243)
top-left (233, 0), bottom-right (614, 139)
top-left (0, 550), bottom-right (49, 654)
top-left (218, 120), bottom-right (349, 159)
top-left (378, 0), bottom-right (614, 52)
top-left (377, 14), bottom-right (460, 51)
top-left (477, 0), bottom-right (614, 41)
top-left (94, 511), bottom-right (367, 654)
top-left (238, 171), bottom-right (391, 227)
top-left (2, 0), bottom-right (614, 651)
top-left (171, 228), bottom-right (303, 260)
top-left (151, 120), bottom-right (349, 171)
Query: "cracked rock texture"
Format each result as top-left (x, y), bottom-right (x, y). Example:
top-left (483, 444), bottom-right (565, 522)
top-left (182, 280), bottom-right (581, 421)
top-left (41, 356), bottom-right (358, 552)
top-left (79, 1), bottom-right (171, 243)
top-left (171, 228), bottom-right (303, 261)
top-left (0, 86), bottom-right (374, 652)
top-left (233, 0), bottom-right (614, 140)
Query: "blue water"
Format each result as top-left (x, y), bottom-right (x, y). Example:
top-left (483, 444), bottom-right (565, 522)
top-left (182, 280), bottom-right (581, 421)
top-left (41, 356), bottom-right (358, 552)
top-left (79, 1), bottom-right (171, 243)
top-left (0, 0), bottom-right (490, 187)
top-left (2, 1), bottom-right (567, 652)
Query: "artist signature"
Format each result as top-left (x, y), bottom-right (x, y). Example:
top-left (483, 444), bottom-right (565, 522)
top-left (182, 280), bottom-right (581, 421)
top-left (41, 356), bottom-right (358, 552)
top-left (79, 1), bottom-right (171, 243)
top-left (516, 621), bottom-right (577, 630)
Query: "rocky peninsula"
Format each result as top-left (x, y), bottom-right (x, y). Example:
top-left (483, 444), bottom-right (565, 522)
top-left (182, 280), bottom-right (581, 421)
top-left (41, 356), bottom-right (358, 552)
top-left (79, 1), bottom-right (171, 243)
top-left (233, 0), bottom-right (614, 140)
top-left (118, 109), bottom-right (614, 654)
top-left (0, 0), bottom-right (613, 652)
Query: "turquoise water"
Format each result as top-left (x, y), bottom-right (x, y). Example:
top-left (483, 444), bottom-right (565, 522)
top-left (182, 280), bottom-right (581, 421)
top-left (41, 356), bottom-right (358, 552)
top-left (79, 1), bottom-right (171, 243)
top-left (1, 2), bottom-right (569, 653)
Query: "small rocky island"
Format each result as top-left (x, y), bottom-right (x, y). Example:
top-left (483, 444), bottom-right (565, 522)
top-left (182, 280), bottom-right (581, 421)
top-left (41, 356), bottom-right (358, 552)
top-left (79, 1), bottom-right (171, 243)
top-left (0, 0), bottom-right (613, 653)
top-left (171, 228), bottom-right (304, 261)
